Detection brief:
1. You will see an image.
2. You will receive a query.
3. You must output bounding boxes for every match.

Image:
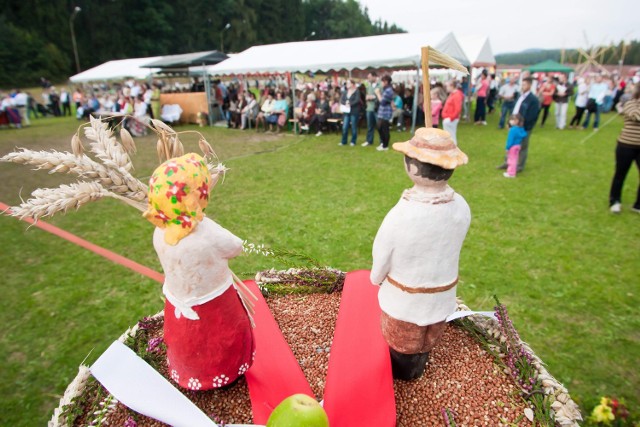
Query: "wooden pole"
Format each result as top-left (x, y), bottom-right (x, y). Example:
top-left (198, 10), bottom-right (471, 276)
top-left (421, 47), bottom-right (432, 128)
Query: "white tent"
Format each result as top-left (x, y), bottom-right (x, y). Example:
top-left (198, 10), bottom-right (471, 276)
top-left (205, 31), bottom-right (469, 76)
top-left (69, 57), bottom-right (162, 83)
top-left (454, 34), bottom-right (495, 67)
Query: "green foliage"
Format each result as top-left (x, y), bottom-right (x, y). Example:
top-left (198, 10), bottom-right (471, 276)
top-left (0, 0), bottom-right (405, 87)
top-left (0, 15), bottom-right (70, 87)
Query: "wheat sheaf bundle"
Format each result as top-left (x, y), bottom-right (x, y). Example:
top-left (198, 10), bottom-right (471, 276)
top-left (1, 116), bottom-right (225, 220)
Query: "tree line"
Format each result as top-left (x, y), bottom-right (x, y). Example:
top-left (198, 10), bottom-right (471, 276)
top-left (496, 40), bottom-right (640, 67)
top-left (0, 0), bottom-right (404, 88)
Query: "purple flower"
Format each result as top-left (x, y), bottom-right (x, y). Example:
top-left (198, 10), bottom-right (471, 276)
top-left (137, 317), bottom-right (154, 330)
top-left (146, 337), bottom-right (164, 353)
top-left (124, 416), bottom-right (137, 427)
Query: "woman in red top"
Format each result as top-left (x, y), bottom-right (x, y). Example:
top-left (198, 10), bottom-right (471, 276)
top-left (538, 78), bottom-right (556, 127)
top-left (474, 70), bottom-right (490, 125)
top-left (442, 80), bottom-right (464, 145)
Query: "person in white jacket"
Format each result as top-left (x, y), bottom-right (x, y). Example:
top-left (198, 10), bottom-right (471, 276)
top-left (371, 127), bottom-right (471, 380)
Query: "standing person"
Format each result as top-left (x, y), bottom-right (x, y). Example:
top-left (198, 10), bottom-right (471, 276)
top-left (498, 77), bottom-right (518, 129)
top-left (553, 74), bottom-right (573, 129)
top-left (441, 80), bottom-right (464, 145)
top-left (363, 71), bottom-right (379, 146)
top-left (582, 74), bottom-right (608, 130)
top-left (60, 88), bottom-right (71, 117)
top-left (569, 77), bottom-right (589, 128)
top-left (430, 87), bottom-right (443, 128)
top-left (460, 76), bottom-right (469, 120)
top-left (339, 79), bottom-right (362, 147)
top-left (48, 88), bottom-right (61, 117)
top-left (13, 89), bottom-right (29, 126)
top-left (608, 84), bottom-right (640, 214)
top-left (501, 114), bottom-right (527, 178)
top-left (374, 75), bottom-right (394, 151)
top-left (151, 83), bottom-right (161, 120)
top-left (26, 92), bottom-right (38, 121)
top-left (498, 77), bottom-right (540, 172)
top-left (474, 70), bottom-right (489, 125)
top-left (143, 83), bottom-right (154, 119)
top-left (72, 88), bottom-right (84, 113)
top-left (537, 78), bottom-right (555, 127)
top-left (487, 74), bottom-right (498, 114)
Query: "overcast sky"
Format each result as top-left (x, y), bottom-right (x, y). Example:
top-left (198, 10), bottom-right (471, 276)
top-left (358, 0), bottom-right (640, 54)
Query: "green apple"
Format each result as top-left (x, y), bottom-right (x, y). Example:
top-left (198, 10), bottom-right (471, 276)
top-left (266, 394), bottom-right (329, 427)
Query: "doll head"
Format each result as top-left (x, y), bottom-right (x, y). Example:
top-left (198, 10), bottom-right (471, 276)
top-left (143, 153), bottom-right (212, 245)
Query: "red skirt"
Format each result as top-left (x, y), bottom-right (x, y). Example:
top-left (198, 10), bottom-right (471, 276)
top-left (164, 285), bottom-right (255, 390)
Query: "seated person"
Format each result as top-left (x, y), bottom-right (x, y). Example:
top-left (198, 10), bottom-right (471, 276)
top-left (330, 92), bottom-right (342, 119)
top-left (240, 92), bottom-right (259, 130)
top-left (125, 95), bottom-right (150, 137)
top-left (300, 93), bottom-right (316, 131)
top-left (266, 92), bottom-right (289, 133)
top-left (228, 92), bottom-right (244, 129)
top-left (391, 88), bottom-right (404, 130)
top-left (293, 91), bottom-right (306, 120)
top-left (0, 93), bottom-right (22, 128)
top-left (255, 91), bottom-right (275, 132)
top-left (309, 91), bottom-right (330, 136)
top-left (80, 94), bottom-right (101, 119)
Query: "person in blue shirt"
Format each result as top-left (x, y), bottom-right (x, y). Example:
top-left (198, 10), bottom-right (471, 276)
top-left (582, 74), bottom-right (608, 130)
top-left (503, 114), bottom-right (528, 178)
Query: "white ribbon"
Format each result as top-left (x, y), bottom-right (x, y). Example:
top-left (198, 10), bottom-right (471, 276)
top-left (91, 341), bottom-right (217, 426)
top-left (446, 310), bottom-right (496, 322)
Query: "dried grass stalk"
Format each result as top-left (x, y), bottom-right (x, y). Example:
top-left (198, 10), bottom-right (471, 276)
top-left (119, 128), bottom-right (137, 155)
top-left (151, 119), bottom-right (175, 134)
top-left (198, 137), bottom-right (214, 157)
top-left (71, 133), bottom-right (84, 157)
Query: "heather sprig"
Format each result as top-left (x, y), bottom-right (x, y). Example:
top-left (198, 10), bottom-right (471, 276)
top-left (494, 296), bottom-right (540, 396)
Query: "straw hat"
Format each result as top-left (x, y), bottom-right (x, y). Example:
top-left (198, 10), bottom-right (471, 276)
top-left (392, 127), bottom-right (468, 170)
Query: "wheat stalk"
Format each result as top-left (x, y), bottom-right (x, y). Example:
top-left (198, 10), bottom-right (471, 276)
top-left (4, 116), bottom-right (226, 221)
top-left (1, 149), bottom-right (147, 202)
top-left (83, 116), bottom-right (133, 171)
top-left (9, 182), bottom-right (110, 220)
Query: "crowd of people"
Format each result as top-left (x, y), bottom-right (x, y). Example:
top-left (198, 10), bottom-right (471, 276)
top-left (474, 70), bottom-right (632, 131)
top-left (1, 68), bottom-right (639, 215)
top-left (214, 72), bottom-right (465, 152)
top-left (0, 80), bottom-right (164, 136)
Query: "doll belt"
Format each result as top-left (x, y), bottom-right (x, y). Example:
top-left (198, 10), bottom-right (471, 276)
top-left (386, 276), bottom-right (458, 294)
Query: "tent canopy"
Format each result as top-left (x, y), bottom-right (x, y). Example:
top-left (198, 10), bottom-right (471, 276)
top-left (141, 50), bottom-right (228, 69)
top-left (69, 57), bottom-right (161, 83)
top-left (527, 60), bottom-right (574, 73)
top-left (455, 34), bottom-right (495, 67)
top-left (205, 32), bottom-right (470, 76)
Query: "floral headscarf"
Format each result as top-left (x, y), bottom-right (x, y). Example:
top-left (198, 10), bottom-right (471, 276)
top-left (144, 153), bottom-right (212, 245)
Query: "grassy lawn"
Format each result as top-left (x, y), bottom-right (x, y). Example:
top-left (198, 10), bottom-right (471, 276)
top-left (1, 109), bottom-right (638, 426)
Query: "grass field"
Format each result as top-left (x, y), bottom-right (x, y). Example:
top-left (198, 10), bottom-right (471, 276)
top-left (1, 108), bottom-right (638, 426)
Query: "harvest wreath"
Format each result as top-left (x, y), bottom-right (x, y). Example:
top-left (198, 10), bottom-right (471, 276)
top-left (47, 268), bottom-right (582, 427)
